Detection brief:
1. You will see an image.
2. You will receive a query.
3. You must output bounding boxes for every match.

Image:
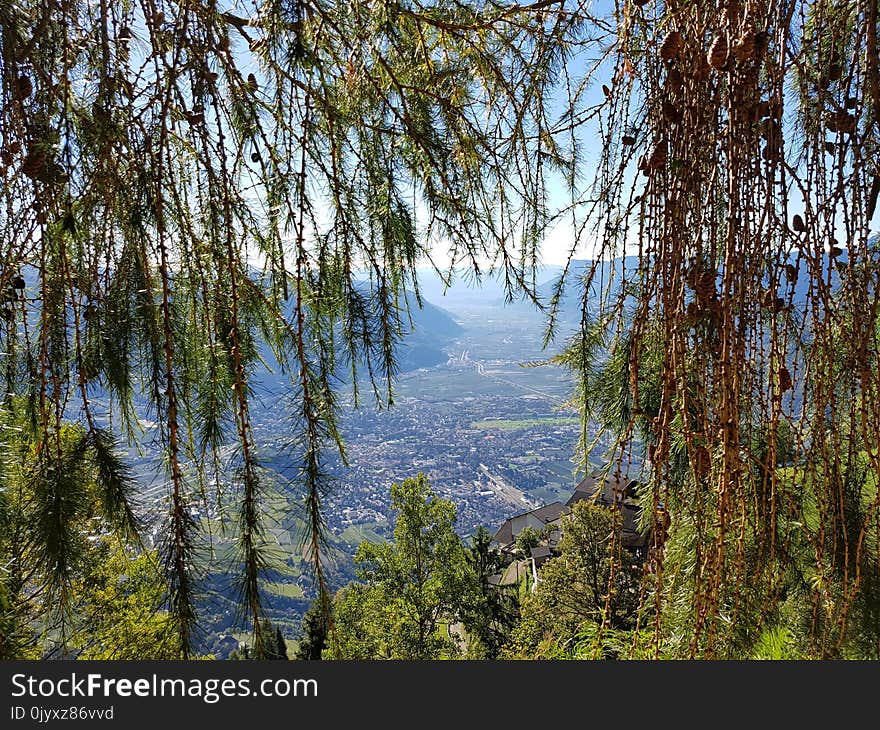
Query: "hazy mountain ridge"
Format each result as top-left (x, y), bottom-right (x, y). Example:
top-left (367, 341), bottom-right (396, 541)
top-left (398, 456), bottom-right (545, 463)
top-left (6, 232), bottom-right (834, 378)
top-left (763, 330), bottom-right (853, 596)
top-left (396, 294), bottom-right (464, 370)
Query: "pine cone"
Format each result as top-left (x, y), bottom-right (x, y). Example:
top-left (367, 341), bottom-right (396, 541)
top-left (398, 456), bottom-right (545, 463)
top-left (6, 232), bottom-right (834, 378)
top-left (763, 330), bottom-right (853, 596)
top-left (753, 31), bottom-right (770, 59)
top-left (21, 150), bottom-right (47, 179)
top-left (825, 111), bottom-right (856, 134)
top-left (689, 54), bottom-right (712, 82)
top-left (734, 32), bottom-right (755, 63)
top-left (662, 99), bottom-right (681, 124)
top-left (693, 446), bottom-right (711, 475)
top-left (665, 67), bottom-right (683, 93)
top-left (708, 35), bottom-right (729, 71)
top-left (660, 30), bottom-right (683, 62)
top-left (777, 366), bottom-right (792, 393)
top-left (761, 144), bottom-right (781, 162)
top-left (15, 74), bottom-right (33, 99)
top-left (695, 270), bottom-right (716, 299)
top-left (754, 100), bottom-right (771, 119)
top-left (648, 140), bottom-right (668, 169)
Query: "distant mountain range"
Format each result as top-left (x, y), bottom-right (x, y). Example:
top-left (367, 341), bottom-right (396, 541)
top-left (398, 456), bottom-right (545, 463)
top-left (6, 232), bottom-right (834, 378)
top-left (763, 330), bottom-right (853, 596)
top-left (411, 264), bottom-right (564, 311)
top-left (395, 294), bottom-right (463, 370)
top-left (248, 289), bottom-right (463, 395)
top-left (534, 257), bottom-right (639, 318)
top-left (520, 250), bottom-right (861, 320)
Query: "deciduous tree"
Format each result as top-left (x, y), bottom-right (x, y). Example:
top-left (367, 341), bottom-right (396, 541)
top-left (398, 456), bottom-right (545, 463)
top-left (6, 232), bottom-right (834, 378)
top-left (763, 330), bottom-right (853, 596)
top-left (331, 474), bottom-right (470, 659)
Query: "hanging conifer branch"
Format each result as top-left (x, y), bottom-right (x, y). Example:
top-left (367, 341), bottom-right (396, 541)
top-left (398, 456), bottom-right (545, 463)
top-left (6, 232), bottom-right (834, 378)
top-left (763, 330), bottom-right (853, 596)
top-left (1, 0), bottom-right (580, 655)
top-left (547, 0), bottom-right (880, 658)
